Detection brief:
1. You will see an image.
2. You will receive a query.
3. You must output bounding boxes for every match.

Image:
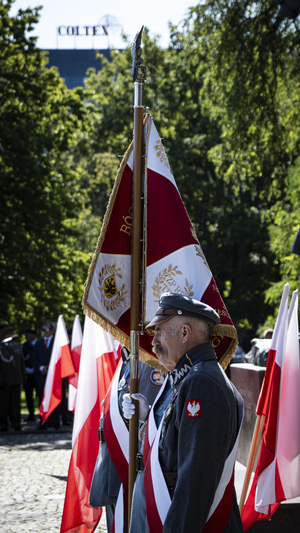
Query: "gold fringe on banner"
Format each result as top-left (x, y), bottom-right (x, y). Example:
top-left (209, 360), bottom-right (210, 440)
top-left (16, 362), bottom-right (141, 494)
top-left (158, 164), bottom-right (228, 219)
top-left (212, 324), bottom-right (238, 370)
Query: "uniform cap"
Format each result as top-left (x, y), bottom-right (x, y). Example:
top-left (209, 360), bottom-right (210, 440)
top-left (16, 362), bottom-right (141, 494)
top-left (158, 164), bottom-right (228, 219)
top-left (146, 293), bottom-right (220, 330)
top-left (0, 326), bottom-right (17, 343)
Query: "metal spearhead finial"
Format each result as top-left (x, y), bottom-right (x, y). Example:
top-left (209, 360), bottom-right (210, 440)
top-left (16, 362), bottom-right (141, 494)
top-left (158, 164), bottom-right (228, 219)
top-left (131, 26), bottom-right (146, 81)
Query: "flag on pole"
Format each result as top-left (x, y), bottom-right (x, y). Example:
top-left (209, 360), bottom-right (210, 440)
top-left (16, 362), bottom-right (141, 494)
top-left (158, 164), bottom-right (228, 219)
top-left (60, 316), bottom-right (120, 533)
top-left (68, 314), bottom-right (82, 411)
top-left (39, 315), bottom-right (75, 424)
top-left (241, 285), bottom-right (300, 530)
top-left (82, 115), bottom-right (237, 368)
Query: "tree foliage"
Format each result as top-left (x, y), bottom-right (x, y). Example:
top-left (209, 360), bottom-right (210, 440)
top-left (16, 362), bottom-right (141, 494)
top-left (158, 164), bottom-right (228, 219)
top-left (0, 0), bottom-right (96, 332)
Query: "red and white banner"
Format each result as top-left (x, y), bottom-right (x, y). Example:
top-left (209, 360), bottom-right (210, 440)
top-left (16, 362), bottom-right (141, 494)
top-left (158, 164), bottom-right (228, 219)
top-left (144, 381), bottom-right (243, 533)
top-left (242, 284), bottom-right (300, 530)
top-left (102, 360), bottom-right (129, 533)
top-left (82, 115), bottom-right (237, 368)
top-left (68, 314), bottom-right (82, 411)
top-left (39, 315), bottom-right (75, 424)
top-left (60, 316), bottom-right (120, 533)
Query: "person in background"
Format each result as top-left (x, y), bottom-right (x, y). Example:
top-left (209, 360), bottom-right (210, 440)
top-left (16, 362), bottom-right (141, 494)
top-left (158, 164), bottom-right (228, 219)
top-left (0, 326), bottom-right (26, 431)
top-left (22, 328), bottom-right (38, 422)
top-left (89, 346), bottom-right (165, 533)
top-left (33, 321), bottom-right (59, 429)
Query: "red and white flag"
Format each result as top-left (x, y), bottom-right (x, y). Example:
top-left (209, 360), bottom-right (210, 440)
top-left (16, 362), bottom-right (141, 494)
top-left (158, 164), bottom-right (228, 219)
top-left (60, 316), bottom-right (120, 533)
top-left (82, 115), bottom-right (237, 368)
top-left (39, 315), bottom-right (75, 424)
top-left (242, 284), bottom-right (300, 530)
top-left (68, 314), bottom-right (82, 411)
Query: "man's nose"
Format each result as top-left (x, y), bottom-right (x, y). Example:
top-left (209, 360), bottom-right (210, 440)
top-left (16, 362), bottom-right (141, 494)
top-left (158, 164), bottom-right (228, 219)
top-left (152, 334), bottom-right (159, 346)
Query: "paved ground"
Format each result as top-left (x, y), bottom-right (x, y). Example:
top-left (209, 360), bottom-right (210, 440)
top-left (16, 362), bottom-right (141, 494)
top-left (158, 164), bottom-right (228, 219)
top-left (0, 416), bottom-right (106, 533)
top-left (1, 415), bottom-right (298, 533)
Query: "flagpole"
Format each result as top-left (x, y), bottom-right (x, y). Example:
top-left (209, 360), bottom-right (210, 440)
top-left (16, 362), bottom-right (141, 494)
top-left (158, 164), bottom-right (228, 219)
top-left (129, 26), bottom-right (147, 525)
top-left (239, 414), bottom-right (264, 512)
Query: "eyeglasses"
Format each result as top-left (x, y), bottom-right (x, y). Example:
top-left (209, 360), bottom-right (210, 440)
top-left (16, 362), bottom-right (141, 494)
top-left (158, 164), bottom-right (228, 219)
top-left (42, 328), bottom-right (51, 332)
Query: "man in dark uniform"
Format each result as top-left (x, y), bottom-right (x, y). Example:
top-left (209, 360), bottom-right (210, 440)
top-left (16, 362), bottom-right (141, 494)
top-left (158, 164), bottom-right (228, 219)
top-left (0, 326), bottom-right (26, 431)
top-left (22, 327), bottom-right (38, 421)
top-left (89, 346), bottom-right (165, 533)
top-left (33, 321), bottom-right (55, 405)
top-left (123, 293), bottom-right (244, 533)
top-left (33, 321), bottom-right (59, 429)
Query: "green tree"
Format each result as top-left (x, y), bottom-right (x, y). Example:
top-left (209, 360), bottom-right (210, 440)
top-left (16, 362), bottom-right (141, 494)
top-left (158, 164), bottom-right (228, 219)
top-left (0, 1), bottom-right (95, 333)
top-left (263, 157), bottom-right (300, 329)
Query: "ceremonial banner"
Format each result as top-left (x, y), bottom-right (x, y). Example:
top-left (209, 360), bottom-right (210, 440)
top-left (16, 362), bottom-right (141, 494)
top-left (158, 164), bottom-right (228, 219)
top-left (39, 315), bottom-right (75, 424)
top-left (242, 285), bottom-right (300, 530)
top-left (68, 314), bottom-right (82, 411)
top-left (82, 115), bottom-right (237, 368)
top-left (60, 317), bottom-right (120, 533)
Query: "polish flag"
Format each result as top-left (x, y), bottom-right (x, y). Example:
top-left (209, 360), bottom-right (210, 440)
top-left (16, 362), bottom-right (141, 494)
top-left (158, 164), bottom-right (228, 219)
top-left (39, 315), bottom-right (75, 424)
top-left (68, 315), bottom-right (82, 411)
top-left (242, 285), bottom-right (300, 530)
top-left (60, 316), bottom-right (120, 533)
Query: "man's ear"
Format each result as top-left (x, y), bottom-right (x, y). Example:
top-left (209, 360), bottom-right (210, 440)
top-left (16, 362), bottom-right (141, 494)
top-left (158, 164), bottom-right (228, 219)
top-left (182, 324), bottom-right (192, 344)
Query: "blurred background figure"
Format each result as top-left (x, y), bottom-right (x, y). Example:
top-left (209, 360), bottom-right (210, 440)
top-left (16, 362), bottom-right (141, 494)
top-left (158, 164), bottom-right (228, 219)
top-left (22, 327), bottom-right (38, 422)
top-left (245, 328), bottom-right (273, 367)
top-left (33, 321), bottom-right (59, 429)
top-left (0, 325), bottom-right (26, 431)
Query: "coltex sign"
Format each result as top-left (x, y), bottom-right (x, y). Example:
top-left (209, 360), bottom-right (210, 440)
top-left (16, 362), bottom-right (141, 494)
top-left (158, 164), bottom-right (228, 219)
top-left (58, 25), bottom-right (109, 36)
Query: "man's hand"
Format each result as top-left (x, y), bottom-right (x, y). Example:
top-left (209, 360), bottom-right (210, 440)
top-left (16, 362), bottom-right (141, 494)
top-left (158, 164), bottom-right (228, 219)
top-left (122, 393), bottom-right (150, 422)
top-left (41, 366), bottom-right (48, 375)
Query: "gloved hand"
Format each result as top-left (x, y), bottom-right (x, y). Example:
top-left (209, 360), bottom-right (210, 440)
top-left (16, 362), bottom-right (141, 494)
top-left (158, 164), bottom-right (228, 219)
top-left (122, 393), bottom-right (150, 422)
top-left (25, 367), bottom-right (34, 375)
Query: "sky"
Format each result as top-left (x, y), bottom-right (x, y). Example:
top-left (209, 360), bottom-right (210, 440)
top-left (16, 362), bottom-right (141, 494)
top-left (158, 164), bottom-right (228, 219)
top-left (10, 0), bottom-right (198, 50)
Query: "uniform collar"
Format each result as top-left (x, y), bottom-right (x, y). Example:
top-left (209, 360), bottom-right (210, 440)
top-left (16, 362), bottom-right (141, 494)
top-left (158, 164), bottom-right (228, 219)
top-left (169, 342), bottom-right (217, 389)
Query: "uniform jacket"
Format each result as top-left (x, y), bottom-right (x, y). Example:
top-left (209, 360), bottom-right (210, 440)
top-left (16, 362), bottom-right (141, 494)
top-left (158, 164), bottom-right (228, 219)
top-left (90, 359), bottom-right (164, 508)
top-left (33, 337), bottom-right (54, 374)
top-left (0, 340), bottom-right (26, 386)
top-left (158, 342), bottom-right (243, 533)
top-left (22, 341), bottom-right (36, 371)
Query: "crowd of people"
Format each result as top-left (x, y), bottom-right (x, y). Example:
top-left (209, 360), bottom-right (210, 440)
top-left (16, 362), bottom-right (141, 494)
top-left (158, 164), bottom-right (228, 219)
top-left (0, 321), bottom-right (71, 431)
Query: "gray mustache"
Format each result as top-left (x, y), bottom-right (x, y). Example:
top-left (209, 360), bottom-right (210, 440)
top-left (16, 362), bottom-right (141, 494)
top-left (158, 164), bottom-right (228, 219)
top-left (152, 345), bottom-right (164, 357)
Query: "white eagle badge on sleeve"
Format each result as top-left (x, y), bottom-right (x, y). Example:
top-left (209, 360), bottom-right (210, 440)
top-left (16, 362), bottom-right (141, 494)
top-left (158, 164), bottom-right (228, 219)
top-left (186, 399), bottom-right (202, 418)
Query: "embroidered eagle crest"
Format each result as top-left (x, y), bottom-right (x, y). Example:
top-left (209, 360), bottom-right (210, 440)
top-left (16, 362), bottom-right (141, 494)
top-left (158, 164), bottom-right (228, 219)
top-left (186, 399), bottom-right (202, 418)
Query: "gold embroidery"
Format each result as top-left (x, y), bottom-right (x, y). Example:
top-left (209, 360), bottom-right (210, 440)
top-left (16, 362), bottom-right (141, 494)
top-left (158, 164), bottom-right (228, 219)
top-left (120, 207), bottom-right (133, 236)
top-left (152, 264), bottom-right (194, 303)
top-left (154, 139), bottom-right (170, 170)
top-left (98, 264), bottom-right (127, 312)
top-left (185, 353), bottom-right (193, 366)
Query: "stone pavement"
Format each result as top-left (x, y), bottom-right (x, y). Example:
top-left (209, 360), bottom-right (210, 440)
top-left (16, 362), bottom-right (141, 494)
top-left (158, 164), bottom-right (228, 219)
top-left (0, 421), bottom-right (107, 533)
top-left (1, 416), bottom-right (298, 532)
